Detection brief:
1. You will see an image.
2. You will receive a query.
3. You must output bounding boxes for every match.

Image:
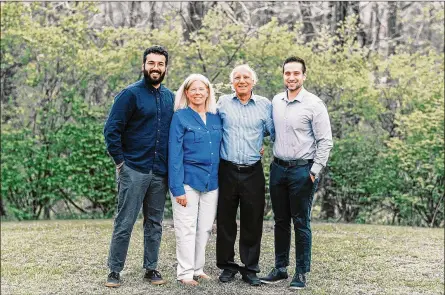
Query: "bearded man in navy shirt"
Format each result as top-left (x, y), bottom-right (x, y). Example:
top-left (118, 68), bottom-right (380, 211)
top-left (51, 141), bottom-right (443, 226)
top-left (103, 45), bottom-right (174, 288)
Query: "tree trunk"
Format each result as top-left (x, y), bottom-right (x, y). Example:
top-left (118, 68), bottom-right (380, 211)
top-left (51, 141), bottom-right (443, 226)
top-left (44, 206), bottom-right (51, 220)
top-left (334, 1), bottom-right (349, 47)
top-left (0, 198), bottom-right (6, 217)
top-left (182, 2), bottom-right (206, 41)
top-left (387, 2), bottom-right (399, 56)
top-left (326, 2), bottom-right (334, 33)
top-left (149, 2), bottom-right (157, 30)
top-left (320, 169), bottom-right (336, 220)
top-left (300, 2), bottom-right (315, 43)
top-left (371, 3), bottom-right (381, 52)
top-left (350, 2), bottom-right (367, 47)
top-left (129, 1), bottom-right (142, 28)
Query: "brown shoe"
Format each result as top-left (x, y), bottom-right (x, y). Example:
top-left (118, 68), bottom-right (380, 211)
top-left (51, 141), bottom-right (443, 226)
top-left (178, 279), bottom-right (199, 286)
top-left (144, 269), bottom-right (166, 285)
top-left (105, 272), bottom-right (121, 288)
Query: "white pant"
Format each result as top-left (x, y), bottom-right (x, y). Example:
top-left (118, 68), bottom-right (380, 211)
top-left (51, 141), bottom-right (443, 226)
top-left (171, 185), bottom-right (218, 280)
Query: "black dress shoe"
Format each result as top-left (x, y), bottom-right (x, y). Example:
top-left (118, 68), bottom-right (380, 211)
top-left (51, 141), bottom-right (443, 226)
top-left (219, 269), bottom-right (237, 283)
top-left (259, 267), bottom-right (289, 284)
top-left (241, 272), bottom-right (261, 286)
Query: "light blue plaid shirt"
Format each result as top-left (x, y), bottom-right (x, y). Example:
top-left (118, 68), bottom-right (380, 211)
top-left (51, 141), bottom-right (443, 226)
top-left (217, 93), bottom-right (274, 165)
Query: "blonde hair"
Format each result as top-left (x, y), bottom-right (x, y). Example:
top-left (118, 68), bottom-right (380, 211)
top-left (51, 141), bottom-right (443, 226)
top-left (174, 74), bottom-right (217, 114)
top-left (229, 64), bottom-right (258, 89)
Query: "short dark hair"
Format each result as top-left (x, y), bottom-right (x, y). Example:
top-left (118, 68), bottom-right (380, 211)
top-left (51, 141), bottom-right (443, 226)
top-left (283, 56), bottom-right (306, 74)
top-left (143, 45), bottom-right (169, 65)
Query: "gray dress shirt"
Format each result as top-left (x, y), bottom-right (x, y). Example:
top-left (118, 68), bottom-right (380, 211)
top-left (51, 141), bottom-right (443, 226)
top-left (272, 87), bottom-right (333, 175)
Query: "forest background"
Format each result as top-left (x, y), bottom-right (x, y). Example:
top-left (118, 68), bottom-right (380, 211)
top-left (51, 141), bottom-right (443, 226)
top-left (1, 1), bottom-right (443, 227)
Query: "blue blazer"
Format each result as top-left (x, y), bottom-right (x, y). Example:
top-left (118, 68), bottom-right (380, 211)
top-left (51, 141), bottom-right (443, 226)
top-left (168, 107), bottom-right (222, 197)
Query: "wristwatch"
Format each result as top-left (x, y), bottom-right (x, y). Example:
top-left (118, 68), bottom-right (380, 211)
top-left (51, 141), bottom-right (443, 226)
top-left (310, 171), bottom-right (318, 179)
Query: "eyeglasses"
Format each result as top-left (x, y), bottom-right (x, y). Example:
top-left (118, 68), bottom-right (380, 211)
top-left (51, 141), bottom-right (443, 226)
top-left (188, 87), bottom-right (208, 94)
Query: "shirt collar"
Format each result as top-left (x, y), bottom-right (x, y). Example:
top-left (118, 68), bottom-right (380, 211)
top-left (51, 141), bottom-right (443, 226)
top-left (282, 87), bottom-right (306, 103)
top-left (232, 91), bottom-right (257, 104)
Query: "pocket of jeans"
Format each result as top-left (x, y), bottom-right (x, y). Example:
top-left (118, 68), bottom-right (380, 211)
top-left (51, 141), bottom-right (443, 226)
top-left (116, 164), bottom-right (124, 182)
top-left (310, 178), bottom-right (319, 196)
top-left (303, 164), bottom-right (312, 182)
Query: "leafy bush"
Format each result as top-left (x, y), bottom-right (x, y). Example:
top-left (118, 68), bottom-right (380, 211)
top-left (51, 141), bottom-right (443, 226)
top-left (1, 3), bottom-right (443, 226)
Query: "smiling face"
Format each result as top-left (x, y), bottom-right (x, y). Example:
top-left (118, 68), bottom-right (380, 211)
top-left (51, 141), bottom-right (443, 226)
top-left (142, 53), bottom-right (167, 86)
top-left (283, 62), bottom-right (306, 92)
top-left (185, 80), bottom-right (209, 110)
top-left (232, 68), bottom-right (254, 97)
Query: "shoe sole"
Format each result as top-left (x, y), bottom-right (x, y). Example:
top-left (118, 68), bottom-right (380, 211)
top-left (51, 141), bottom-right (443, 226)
top-left (150, 280), bottom-right (166, 285)
top-left (289, 286), bottom-right (305, 290)
top-left (242, 278), bottom-right (261, 286)
top-left (144, 277), bottom-right (166, 285)
top-left (260, 278), bottom-right (287, 284)
top-left (219, 276), bottom-right (236, 283)
top-left (104, 282), bottom-right (120, 288)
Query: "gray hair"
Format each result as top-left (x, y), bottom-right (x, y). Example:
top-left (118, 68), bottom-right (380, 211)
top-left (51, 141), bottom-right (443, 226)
top-left (229, 64), bottom-right (258, 85)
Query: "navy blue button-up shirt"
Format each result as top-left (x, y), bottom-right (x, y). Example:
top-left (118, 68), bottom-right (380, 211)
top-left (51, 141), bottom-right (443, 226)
top-left (104, 78), bottom-right (174, 175)
top-left (168, 108), bottom-right (222, 197)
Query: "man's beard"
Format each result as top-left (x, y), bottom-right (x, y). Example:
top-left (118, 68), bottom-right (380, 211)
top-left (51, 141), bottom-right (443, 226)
top-left (143, 67), bottom-right (166, 85)
top-left (286, 82), bottom-right (302, 92)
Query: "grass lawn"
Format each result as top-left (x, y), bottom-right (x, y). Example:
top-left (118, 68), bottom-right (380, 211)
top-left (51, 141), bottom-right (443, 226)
top-left (1, 219), bottom-right (443, 295)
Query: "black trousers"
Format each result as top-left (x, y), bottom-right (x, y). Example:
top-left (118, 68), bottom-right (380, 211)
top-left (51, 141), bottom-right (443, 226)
top-left (216, 159), bottom-right (265, 274)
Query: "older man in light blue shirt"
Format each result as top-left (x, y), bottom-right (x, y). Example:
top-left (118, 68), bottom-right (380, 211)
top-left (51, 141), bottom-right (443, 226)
top-left (216, 64), bottom-right (274, 287)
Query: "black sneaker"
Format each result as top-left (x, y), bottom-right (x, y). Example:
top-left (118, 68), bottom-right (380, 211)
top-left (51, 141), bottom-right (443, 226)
top-left (241, 272), bottom-right (261, 286)
top-left (289, 273), bottom-right (306, 289)
top-left (144, 269), bottom-right (166, 285)
top-left (259, 268), bottom-right (289, 284)
top-left (105, 272), bottom-right (120, 288)
top-left (219, 269), bottom-right (237, 283)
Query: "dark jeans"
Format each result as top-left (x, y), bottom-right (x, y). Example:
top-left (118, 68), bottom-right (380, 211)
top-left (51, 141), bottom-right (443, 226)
top-left (216, 160), bottom-right (265, 274)
top-left (108, 164), bottom-right (167, 273)
top-left (269, 161), bottom-right (319, 274)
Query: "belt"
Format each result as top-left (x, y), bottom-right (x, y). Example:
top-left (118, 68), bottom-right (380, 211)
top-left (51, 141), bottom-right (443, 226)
top-left (273, 157), bottom-right (313, 167)
top-left (221, 159), bottom-right (260, 173)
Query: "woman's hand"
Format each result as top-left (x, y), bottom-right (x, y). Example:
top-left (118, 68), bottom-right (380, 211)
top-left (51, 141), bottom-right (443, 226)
top-left (176, 195), bottom-right (187, 207)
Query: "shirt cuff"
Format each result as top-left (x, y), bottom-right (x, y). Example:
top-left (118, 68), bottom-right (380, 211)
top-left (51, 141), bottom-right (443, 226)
top-left (310, 162), bottom-right (323, 176)
top-left (170, 186), bottom-right (186, 197)
top-left (113, 155), bottom-right (125, 166)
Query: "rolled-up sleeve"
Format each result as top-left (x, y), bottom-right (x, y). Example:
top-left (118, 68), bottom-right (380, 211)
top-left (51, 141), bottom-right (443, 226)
top-left (310, 102), bottom-right (333, 175)
top-left (104, 89), bottom-right (135, 165)
top-left (168, 113), bottom-right (185, 197)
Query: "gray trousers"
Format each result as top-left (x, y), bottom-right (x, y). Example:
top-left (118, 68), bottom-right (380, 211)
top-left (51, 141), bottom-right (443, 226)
top-left (107, 164), bottom-right (167, 273)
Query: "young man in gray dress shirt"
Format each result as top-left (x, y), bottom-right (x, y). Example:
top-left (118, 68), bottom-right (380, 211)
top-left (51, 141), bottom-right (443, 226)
top-left (260, 57), bottom-right (333, 289)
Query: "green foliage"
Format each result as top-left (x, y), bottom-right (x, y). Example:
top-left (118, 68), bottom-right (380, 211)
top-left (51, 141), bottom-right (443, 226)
top-left (1, 3), bottom-right (443, 226)
top-left (328, 130), bottom-right (385, 222)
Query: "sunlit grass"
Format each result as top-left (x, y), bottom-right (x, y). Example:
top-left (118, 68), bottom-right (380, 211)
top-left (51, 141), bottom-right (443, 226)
top-left (1, 220), bottom-right (443, 294)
